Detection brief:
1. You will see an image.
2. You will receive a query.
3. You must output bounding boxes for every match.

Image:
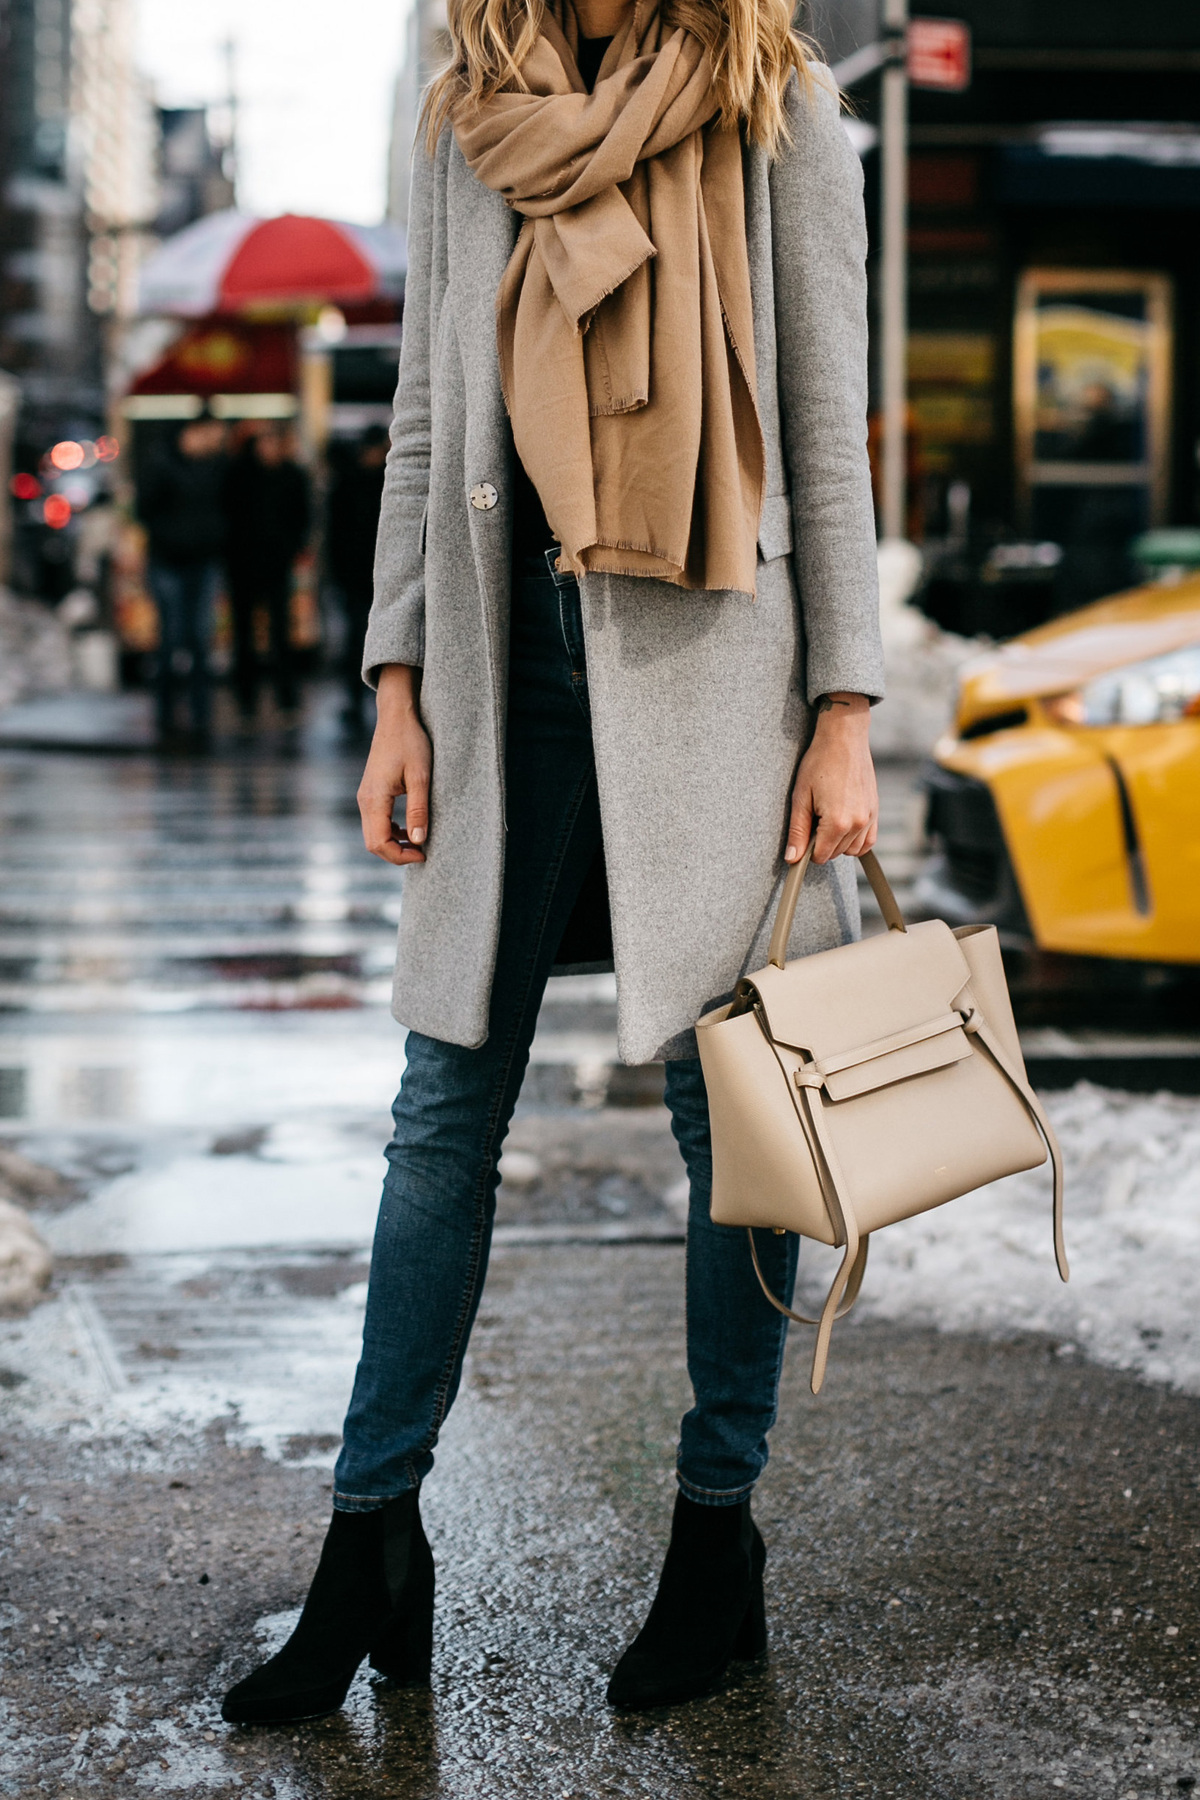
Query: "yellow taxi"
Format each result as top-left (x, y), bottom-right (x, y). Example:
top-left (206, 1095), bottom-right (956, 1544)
top-left (920, 562), bottom-right (1200, 965)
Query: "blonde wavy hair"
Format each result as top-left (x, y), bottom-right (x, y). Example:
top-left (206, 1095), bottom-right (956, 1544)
top-left (423, 0), bottom-right (818, 158)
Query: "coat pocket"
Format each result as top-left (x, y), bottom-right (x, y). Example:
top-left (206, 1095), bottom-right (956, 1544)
top-left (757, 493), bottom-right (793, 563)
top-left (419, 498), bottom-right (429, 556)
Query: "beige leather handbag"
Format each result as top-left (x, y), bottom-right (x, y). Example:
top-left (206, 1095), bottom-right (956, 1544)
top-left (696, 847), bottom-right (1068, 1393)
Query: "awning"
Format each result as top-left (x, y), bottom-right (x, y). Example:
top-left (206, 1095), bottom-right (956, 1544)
top-left (127, 320), bottom-right (297, 398)
top-left (999, 125), bottom-right (1200, 207)
top-left (138, 211), bottom-right (407, 318)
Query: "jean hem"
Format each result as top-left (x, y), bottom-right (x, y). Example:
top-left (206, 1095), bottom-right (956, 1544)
top-left (676, 1473), bottom-right (757, 1507)
top-left (332, 1485), bottom-right (417, 1514)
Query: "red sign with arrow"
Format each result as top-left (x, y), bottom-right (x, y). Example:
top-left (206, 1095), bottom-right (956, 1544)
top-left (908, 17), bottom-right (972, 91)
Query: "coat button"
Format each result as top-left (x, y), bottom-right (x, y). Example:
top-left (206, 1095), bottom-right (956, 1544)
top-left (469, 481), bottom-right (498, 511)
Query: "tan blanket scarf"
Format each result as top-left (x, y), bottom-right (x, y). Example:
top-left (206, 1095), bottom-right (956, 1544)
top-left (453, 0), bottom-right (765, 597)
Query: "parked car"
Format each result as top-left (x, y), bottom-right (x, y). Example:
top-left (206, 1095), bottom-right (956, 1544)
top-left (919, 568), bottom-right (1200, 966)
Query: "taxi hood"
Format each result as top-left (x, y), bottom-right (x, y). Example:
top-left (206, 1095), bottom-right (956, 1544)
top-left (958, 575), bottom-right (1200, 717)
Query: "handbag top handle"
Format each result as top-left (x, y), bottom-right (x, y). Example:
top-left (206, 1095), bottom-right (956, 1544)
top-left (768, 845), bottom-right (907, 970)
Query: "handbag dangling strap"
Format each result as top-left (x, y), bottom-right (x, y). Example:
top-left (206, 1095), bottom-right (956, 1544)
top-left (747, 1228), bottom-right (870, 1360)
top-left (746, 1065), bottom-right (869, 1394)
top-left (960, 1010), bottom-right (1069, 1283)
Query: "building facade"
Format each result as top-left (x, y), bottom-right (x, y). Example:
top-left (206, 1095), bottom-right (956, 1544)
top-left (386, 0), bottom-right (449, 230)
top-left (0, 0), bottom-right (155, 451)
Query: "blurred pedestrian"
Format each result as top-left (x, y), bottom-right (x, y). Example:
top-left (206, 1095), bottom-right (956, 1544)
top-left (137, 415), bottom-right (227, 745)
top-left (224, 425), bottom-right (311, 722)
top-left (326, 425), bottom-right (389, 735)
top-left (223, 0), bottom-right (883, 1728)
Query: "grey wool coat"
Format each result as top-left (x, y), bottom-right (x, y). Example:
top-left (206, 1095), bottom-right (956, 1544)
top-left (363, 70), bottom-right (886, 1066)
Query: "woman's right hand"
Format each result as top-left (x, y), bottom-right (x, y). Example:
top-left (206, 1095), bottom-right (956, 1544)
top-left (357, 663), bottom-right (432, 866)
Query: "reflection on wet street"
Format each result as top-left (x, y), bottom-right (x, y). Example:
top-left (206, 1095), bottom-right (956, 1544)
top-left (0, 728), bottom-right (397, 1017)
top-left (2, 697), bottom-right (1199, 1799)
top-left (0, 690), bottom-right (683, 1460)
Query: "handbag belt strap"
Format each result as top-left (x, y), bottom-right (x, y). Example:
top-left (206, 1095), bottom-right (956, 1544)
top-left (747, 1003), bottom-right (1069, 1394)
top-left (794, 1009), bottom-right (965, 1081)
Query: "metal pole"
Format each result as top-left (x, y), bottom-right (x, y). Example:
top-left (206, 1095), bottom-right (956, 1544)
top-left (880, 0), bottom-right (908, 541)
top-left (222, 37), bottom-right (239, 207)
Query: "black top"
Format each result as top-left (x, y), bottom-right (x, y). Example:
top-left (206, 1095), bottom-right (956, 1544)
top-left (138, 449), bottom-right (228, 566)
top-left (225, 449), bottom-right (312, 577)
top-left (576, 32), bottom-right (613, 91)
top-left (511, 34), bottom-right (614, 566)
top-left (326, 458), bottom-right (386, 594)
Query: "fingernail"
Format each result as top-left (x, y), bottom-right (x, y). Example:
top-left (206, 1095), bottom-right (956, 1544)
top-left (410, 827), bottom-right (425, 844)
top-left (784, 846), bottom-right (798, 863)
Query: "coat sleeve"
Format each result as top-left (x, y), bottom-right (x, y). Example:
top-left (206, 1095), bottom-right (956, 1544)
top-left (362, 136), bottom-right (439, 682)
top-left (770, 69), bottom-right (885, 704)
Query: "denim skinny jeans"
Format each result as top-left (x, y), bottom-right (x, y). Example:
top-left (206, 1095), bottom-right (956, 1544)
top-left (334, 559), bottom-right (799, 1512)
top-left (148, 558), bottom-right (220, 736)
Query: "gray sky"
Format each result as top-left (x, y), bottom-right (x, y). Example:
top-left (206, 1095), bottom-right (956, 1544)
top-left (137, 0), bottom-right (409, 224)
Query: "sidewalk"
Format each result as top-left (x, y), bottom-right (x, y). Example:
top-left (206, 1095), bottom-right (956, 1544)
top-left (0, 691), bottom-right (156, 752)
top-left (2, 1243), bottom-right (1199, 1798)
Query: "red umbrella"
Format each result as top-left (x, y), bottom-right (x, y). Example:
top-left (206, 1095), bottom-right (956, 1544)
top-left (137, 210), bottom-right (406, 317)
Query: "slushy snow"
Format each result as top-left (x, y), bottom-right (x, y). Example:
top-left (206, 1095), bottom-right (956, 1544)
top-left (0, 1199), bottom-right (53, 1313)
top-left (868, 537), bottom-right (983, 759)
top-left (840, 1082), bottom-right (1200, 1393)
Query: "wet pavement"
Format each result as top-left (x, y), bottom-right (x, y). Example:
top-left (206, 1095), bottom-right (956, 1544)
top-left (1, 686), bottom-right (1199, 1798)
top-left (4, 1261), bottom-right (1200, 1800)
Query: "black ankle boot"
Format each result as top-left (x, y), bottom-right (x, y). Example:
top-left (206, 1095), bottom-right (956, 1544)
top-left (221, 1490), bottom-right (434, 1725)
top-left (605, 1492), bottom-right (766, 1710)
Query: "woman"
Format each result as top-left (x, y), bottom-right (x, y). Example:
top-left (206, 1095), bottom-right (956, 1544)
top-left (222, 0), bottom-right (883, 1725)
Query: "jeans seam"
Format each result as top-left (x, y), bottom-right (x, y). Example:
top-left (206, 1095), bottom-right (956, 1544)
top-left (557, 584), bottom-right (590, 720)
top-left (760, 1227), bottom-right (795, 1415)
top-left (676, 1179), bottom-right (791, 1501)
top-left (412, 758), bottom-right (598, 1464)
top-left (732, 1227), bottom-right (794, 1494)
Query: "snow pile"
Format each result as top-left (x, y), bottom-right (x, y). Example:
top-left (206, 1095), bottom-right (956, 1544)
top-left (815, 1083), bottom-right (1200, 1392)
top-left (869, 539), bottom-right (983, 759)
top-left (9, 1080), bottom-right (1200, 1454)
top-left (0, 589), bottom-right (72, 711)
top-left (0, 1199), bottom-right (53, 1313)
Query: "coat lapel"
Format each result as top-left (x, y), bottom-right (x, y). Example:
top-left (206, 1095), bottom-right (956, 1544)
top-left (445, 143), bottom-right (522, 685)
top-left (742, 138), bottom-right (786, 503)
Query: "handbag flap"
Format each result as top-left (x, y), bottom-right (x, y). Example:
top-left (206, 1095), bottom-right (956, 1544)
top-left (748, 918), bottom-right (974, 1061)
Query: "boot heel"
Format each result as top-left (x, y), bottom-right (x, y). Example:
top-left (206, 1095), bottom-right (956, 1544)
top-left (368, 1538), bottom-right (435, 1685)
top-left (731, 1576), bottom-right (767, 1660)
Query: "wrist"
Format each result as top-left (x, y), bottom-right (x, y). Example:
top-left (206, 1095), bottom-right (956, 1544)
top-left (813, 692), bottom-right (870, 729)
top-left (376, 663), bottom-right (421, 722)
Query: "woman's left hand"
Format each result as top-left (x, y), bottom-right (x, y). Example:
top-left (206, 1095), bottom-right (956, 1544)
top-left (785, 692), bottom-right (878, 866)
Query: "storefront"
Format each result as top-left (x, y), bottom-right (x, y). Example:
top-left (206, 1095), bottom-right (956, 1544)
top-left (841, 0), bottom-right (1200, 635)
